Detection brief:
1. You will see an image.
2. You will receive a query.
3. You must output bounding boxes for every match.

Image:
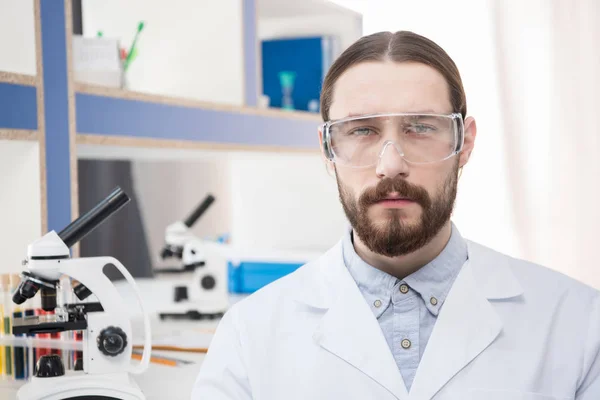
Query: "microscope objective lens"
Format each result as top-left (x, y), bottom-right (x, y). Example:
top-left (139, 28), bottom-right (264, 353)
top-left (41, 286), bottom-right (57, 311)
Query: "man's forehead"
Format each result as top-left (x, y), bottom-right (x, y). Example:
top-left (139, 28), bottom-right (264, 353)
top-left (343, 109), bottom-right (442, 119)
top-left (328, 61), bottom-right (452, 120)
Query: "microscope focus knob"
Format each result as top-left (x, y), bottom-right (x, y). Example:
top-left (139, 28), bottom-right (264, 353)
top-left (201, 275), bottom-right (216, 290)
top-left (97, 326), bottom-right (128, 357)
top-left (35, 354), bottom-right (65, 377)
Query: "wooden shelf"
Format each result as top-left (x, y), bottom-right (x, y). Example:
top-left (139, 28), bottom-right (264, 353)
top-left (0, 129), bottom-right (39, 141)
top-left (0, 71), bottom-right (38, 87)
top-left (75, 83), bottom-right (322, 122)
top-left (77, 133), bottom-right (318, 154)
top-left (75, 83), bottom-right (321, 151)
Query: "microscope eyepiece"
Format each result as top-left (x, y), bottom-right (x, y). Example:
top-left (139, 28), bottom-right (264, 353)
top-left (58, 187), bottom-right (130, 248)
top-left (12, 278), bottom-right (41, 305)
top-left (183, 194), bottom-right (215, 228)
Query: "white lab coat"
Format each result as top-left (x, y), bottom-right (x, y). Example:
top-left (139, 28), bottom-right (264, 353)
top-left (192, 238), bottom-right (600, 400)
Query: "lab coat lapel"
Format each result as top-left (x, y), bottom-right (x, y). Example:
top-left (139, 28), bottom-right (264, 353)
top-left (409, 245), bottom-right (509, 400)
top-left (313, 253), bottom-right (409, 400)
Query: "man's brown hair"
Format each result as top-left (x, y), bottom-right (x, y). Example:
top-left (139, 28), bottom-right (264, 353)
top-left (320, 31), bottom-right (467, 121)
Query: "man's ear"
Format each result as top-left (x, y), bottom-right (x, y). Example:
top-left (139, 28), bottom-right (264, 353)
top-left (318, 127), bottom-right (336, 177)
top-left (459, 116), bottom-right (477, 168)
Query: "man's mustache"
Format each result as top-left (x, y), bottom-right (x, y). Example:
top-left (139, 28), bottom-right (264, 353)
top-left (358, 177), bottom-right (432, 209)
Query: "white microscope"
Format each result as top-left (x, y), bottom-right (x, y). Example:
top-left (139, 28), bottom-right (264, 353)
top-left (11, 187), bottom-right (151, 400)
top-left (156, 194), bottom-right (229, 320)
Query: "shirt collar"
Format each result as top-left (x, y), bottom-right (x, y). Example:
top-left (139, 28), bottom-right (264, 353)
top-left (343, 223), bottom-right (468, 317)
top-left (342, 229), bottom-right (397, 317)
top-left (403, 224), bottom-right (468, 315)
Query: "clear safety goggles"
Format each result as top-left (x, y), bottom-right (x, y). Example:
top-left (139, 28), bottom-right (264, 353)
top-left (321, 112), bottom-right (464, 168)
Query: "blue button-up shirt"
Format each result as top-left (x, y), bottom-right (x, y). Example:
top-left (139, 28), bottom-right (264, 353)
top-left (343, 224), bottom-right (468, 392)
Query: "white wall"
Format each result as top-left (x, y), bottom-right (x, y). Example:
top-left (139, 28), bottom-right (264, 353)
top-left (85, 148), bottom-right (347, 264)
top-left (132, 158), bottom-right (232, 269)
top-left (0, 0), bottom-right (36, 75)
top-left (0, 140), bottom-right (42, 274)
top-left (228, 152), bottom-right (348, 252)
top-left (82, 0), bottom-right (244, 105)
top-left (258, 14), bottom-right (362, 57)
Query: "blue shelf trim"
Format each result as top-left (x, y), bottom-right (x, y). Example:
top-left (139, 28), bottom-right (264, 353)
top-left (41, 0), bottom-right (72, 232)
top-left (76, 93), bottom-right (320, 149)
top-left (0, 83), bottom-right (37, 130)
top-left (243, 0), bottom-right (258, 107)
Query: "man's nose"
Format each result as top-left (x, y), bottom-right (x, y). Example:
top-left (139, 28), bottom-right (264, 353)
top-left (375, 141), bottom-right (410, 179)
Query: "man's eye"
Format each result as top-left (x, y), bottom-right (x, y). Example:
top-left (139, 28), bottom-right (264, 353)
top-left (349, 128), bottom-right (375, 136)
top-left (406, 124), bottom-right (435, 134)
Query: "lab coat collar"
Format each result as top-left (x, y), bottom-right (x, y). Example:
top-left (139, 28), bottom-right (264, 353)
top-left (295, 235), bottom-right (524, 400)
top-left (311, 241), bottom-right (410, 399)
top-left (408, 240), bottom-right (524, 399)
top-left (467, 240), bottom-right (524, 300)
top-left (296, 237), bottom-right (524, 309)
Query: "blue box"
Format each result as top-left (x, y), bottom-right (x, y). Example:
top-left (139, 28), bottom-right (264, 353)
top-left (261, 36), bottom-right (336, 112)
top-left (228, 261), bottom-right (304, 294)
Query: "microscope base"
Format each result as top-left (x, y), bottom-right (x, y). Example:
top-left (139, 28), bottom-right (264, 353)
top-left (17, 371), bottom-right (145, 400)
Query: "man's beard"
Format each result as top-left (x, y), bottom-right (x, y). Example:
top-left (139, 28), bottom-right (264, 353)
top-left (337, 163), bottom-right (459, 257)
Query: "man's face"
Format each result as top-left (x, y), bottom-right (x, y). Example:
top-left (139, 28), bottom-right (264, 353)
top-left (325, 61), bottom-right (474, 257)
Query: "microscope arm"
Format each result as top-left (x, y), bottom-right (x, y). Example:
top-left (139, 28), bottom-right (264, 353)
top-left (60, 256), bottom-right (151, 375)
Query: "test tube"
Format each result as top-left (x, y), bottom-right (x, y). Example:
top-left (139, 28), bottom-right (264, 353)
top-left (0, 274), bottom-right (6, 380)
top-left (24, 299), bottom-right (35, 379)
top-left (11, 274), bottom-right (25, 380)
top-left (3, 275), bottom-right (14, 380)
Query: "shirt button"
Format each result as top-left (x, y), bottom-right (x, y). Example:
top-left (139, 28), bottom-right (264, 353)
top-left (430, 297), bottom-right (438, 306)
top-left (399, 284), bottom-right (409, 294)
top-left (401, 339), bottom-right (411, 349)
top-left (374, 299), bottom-right (382, 308)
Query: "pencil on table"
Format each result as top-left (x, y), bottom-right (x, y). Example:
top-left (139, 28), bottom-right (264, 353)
top-left (132, 345), bottom-right (208, 353)
top-left (131, 352), bottom-right (193, 367)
